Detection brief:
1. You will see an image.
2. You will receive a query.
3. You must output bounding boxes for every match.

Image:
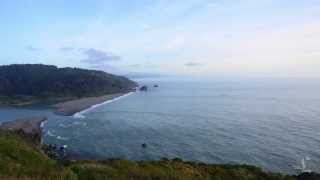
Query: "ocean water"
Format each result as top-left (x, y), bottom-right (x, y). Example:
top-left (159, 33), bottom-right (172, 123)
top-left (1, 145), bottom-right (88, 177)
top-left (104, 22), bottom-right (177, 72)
top-left (1, 77), bottom-right (320, 174)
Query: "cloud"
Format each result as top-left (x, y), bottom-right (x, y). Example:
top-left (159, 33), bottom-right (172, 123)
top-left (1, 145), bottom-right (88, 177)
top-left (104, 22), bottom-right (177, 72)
top-left (127, 64), bottom-right (141, 68)
top-left (26, 45), bottom-right (41, 52)
top-left (81, 48), bottom-right (121, 65)
top-left (60, 47), bottom-right (75, 52)
top-left (185, 62), bottom-right (202, 67)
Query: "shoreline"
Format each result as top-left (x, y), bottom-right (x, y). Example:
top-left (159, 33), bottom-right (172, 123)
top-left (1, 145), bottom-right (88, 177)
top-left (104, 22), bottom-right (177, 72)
top-left (0, 116), bottom-right (46, 145)
top-left (1, 116), bottom-right (319, 177)
top-left (0, 117), bottom-right (46, 134)
top-left (53, 91), bottom-right (135, 117)
top-left (73, 91), bottom-right (135, 118)
top-left (0, 132), bottom-right (319, 179)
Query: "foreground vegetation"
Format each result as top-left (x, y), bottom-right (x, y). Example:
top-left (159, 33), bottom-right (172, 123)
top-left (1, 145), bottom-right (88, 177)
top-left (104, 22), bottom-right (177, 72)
top-left (0, 130), bottom-right (319, 180)
top-left (0, 131), bottom-right (75, 179)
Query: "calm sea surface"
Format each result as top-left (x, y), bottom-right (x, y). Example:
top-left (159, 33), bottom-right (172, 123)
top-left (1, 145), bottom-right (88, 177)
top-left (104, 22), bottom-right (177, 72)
top-left (1, 77), bottom-right (320, 174)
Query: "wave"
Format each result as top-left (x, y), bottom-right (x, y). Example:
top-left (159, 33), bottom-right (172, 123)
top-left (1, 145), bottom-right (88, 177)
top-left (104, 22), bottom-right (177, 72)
top-left (73, 121), bottom-right (87, 126)
top-left (73, 92), bottom-right (135, 119)
top-left (58, 123), bottom-right (72, 128)
top-left (293, 157), bottom-right (312, 173)
top-left (45, 130), bottom-right (69, 141)
top-left (56, 136), bottom-right (69, 140)
top-left (46, 130), bottom-right (56, 137)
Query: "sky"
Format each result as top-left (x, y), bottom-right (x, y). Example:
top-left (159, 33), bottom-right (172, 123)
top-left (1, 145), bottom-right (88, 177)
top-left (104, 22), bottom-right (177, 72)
top-left (0, 0), bottom-right (320, 77)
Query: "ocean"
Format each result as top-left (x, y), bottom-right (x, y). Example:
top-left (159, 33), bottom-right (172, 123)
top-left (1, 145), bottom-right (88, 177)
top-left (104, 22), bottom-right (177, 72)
top-left (1, 77), bottom-right (320, 174)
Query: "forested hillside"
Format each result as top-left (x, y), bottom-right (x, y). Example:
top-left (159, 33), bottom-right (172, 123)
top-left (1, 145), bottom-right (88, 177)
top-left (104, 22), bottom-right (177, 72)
top-left (0, 64), bottom-right (137, 104)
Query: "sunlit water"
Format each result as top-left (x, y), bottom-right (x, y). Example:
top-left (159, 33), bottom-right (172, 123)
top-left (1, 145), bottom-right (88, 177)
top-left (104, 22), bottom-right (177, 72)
top-left (1, 77), bottom-right (320, 174)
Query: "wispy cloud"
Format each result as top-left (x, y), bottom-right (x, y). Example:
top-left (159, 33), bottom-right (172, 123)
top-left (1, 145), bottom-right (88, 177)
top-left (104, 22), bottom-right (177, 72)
top-left (127, 64), bottom-right (141, 68)
top-left (81, 48), bottom-right (121, 65)
top-left (60, 47), bottom-right (75, 52)
top-left (26, 45), bottom-right (41, 52)
top-left (185, 62), bottom-right (202, 67)
top-left (6, 1), bottom-right (320, 77)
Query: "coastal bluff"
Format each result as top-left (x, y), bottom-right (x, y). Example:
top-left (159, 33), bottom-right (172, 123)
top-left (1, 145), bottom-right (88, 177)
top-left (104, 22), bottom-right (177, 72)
top-left (0, 118), bottom-right (319, 179)
top-left (0, 116), bottom-right (46, 144)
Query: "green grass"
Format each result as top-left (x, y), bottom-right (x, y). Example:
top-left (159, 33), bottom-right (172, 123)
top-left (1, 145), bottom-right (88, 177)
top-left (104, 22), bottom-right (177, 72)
top-left (70, 159), bottom-right (295, 180)
top-left (0, 131), bottom-right (76, 180)
top-left (0, 131), bottom-right (319, 180)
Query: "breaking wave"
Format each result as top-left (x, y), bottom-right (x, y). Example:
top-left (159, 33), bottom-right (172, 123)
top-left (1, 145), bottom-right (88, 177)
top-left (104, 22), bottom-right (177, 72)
top-left (73, 92), bottom-right (135, 119)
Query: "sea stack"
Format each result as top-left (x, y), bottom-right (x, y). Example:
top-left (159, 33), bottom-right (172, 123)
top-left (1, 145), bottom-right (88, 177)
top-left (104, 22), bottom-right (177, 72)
top-left (140, 86), bottom-right (148, 91)
top-left (142, 143), bottom-right (147, 148)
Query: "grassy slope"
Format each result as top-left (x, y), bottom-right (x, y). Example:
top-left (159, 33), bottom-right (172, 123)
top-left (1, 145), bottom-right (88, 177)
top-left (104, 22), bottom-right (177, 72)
top-left (70, 159), bottom-right (294, 180)
top-left (0, 131), bottom-right (76, 180)
top-left (0, 131), bottom-right (319, 180)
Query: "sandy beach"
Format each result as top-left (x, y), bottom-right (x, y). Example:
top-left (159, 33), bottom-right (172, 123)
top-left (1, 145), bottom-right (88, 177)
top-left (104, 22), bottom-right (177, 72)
top-left (53, 92), bottom-right (133, 116)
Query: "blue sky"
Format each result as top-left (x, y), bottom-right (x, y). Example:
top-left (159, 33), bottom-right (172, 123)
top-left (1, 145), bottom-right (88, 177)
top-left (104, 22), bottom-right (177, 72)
top-left (1, 0), bottom-right (320, 77)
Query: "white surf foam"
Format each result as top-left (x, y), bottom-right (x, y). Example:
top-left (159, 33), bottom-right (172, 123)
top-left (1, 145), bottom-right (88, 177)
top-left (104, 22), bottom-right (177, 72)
top-left (305, 156), bottom-right (311, 161)
top-left (73, 92), bottom-right (135, 119)
top-left (73, 121), bottom-right (87, 126)
top-left (56, 136), bottom-right (69, 140)
top-left (58, 123), bottom-right (71, 128)
top-left (46, 130), bottom-right (69, 141)
top-left (46, 130), bottom-right (56, 137)
top-left (294, 157), bottom-right (312, 173)
top-left (40, 120), bottom-right (47, 128)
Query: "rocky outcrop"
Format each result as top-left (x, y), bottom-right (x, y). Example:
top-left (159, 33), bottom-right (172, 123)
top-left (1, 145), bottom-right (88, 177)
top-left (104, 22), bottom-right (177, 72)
top-left (139, 86), bottom-right (148, 91)
top-left (0, 117), bottom-right (46, 145)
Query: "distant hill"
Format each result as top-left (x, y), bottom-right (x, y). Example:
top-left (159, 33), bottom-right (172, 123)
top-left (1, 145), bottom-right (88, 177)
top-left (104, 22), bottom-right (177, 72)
top-left (0, 64), bottom-right (137, 104)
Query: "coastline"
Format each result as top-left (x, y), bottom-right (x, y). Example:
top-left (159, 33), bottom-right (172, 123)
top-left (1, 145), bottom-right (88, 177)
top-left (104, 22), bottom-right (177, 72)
top-left (53, 91), bottom-right (135, 117)
top-left (73, 91), bottom-right (135, 118)
top-left (0, 116), bottom-right (46, 145)
top-left (0, 117), bottom-right (46, 134)
top-left (1, 118), bottom-right (319, 179)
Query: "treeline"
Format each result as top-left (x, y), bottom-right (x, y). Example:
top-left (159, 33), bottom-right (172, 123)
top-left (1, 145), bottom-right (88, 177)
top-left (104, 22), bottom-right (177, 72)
top-left (0, 64), bottom-right (137, 98)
